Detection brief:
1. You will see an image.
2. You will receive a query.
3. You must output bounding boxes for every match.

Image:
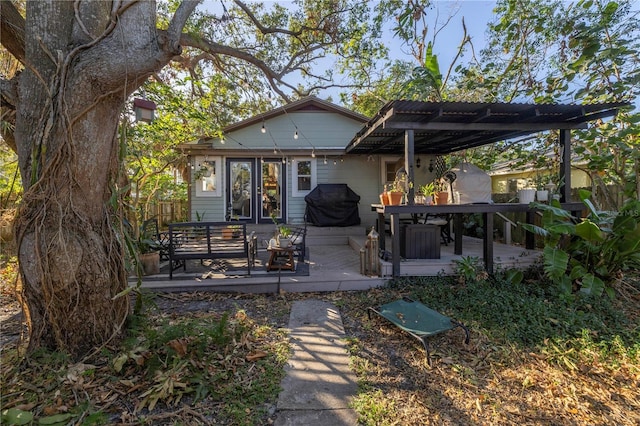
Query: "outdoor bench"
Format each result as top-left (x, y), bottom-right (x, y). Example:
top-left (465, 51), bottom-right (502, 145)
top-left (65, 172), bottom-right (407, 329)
top-left (168, 221), bottom-right (255, 279)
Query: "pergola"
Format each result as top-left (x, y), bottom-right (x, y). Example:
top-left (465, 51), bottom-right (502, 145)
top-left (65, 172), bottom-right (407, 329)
top-left (346, 100), bottom-right (628, 203)
top-left (345, 100), bottom-right (629, 276)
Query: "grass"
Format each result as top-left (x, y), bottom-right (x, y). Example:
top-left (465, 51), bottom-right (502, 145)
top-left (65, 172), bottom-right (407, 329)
top-left (2, 257), bottom-right (639, 425)
top-left (343, 267), bottom-right (640, 425)
top-left (1, 293), bottom-right (290, 425)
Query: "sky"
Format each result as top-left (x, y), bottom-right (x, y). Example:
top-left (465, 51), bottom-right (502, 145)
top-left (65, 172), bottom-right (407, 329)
top-left (387, 1), bottom-right (496, 69)
top-left (200, 0), bottom-right (498, 101)
top-left (199, 1), bottom-right (637, 109)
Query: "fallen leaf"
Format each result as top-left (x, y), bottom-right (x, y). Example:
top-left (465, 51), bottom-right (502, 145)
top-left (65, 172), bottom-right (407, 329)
top-left (246, 350), bottom-right (268, 362)
top-left (168, 338), bottom-right (189, 357)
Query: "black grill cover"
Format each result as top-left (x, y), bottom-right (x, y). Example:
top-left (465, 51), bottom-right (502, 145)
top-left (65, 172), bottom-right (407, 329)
top-left (304, 184), bottom-right (361, 227)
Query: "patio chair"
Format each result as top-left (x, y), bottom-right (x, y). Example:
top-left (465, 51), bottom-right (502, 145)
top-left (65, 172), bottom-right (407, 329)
top-left (289, 223), bottom-right (307, 261)
top-left (368, 297), bottom-right (470, 365)
top-left (141, 218), bottom-right (170, 260)
top-left (422, 214), bottom-right (453, 245)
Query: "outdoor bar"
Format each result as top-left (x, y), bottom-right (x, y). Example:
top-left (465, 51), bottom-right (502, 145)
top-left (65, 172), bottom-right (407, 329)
top-left (373, 202), bottom-right (584, 277)
top-left (347, 100), bottom-right (628, 277)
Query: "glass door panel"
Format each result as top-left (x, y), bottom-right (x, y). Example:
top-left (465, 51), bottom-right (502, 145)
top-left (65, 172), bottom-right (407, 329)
top-left (260, 160), bottom-right (285, 222)
top-left (227, 159), bottom-right (253, 221)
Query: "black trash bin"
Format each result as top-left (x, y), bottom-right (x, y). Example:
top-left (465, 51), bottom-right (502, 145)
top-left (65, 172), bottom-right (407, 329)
top-left (304, 184), bottom-right (361, 227)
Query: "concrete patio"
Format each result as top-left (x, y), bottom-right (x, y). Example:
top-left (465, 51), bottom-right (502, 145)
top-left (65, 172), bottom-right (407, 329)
top-left (137, 223), bottom-right (542, 294)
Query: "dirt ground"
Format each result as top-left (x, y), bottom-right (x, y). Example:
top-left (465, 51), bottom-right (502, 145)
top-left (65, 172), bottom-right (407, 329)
top-left (2, 283), bottom-right (639, 425)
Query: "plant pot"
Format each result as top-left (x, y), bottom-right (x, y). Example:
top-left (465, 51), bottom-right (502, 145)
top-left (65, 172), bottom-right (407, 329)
top-left (277, 236), bottom-right (291, 247)
top-left (387, 191), bottom-right (403, 206)
top-left (536, 190), bottom-right (549, 202)
top-left (518, 188), bottom-right (536, 204)
top-left (379, 192), bottom-right (389, 205)
top-left (434, 191), bottom-right (449, 205)
top-left (415, 195), bottom-right (425, 205)
top-left (222, 228), bottom-right (234, 239)
top-left (139, 252), bottom-right (159, 276)
top-left (425, 195), bottom-right (433, 205)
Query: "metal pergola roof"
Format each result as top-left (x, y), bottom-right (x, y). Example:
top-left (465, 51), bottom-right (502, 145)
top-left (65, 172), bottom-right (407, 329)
top-left (345, 100), bottom-right (628, 155)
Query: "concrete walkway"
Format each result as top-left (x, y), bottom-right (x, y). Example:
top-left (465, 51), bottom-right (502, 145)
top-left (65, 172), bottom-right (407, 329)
top-left (274, 300), bottom-right (359, 425)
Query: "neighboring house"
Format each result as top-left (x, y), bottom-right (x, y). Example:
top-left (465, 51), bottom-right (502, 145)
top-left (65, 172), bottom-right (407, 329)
top-left (488, 154), bottom-right (591, 195)
top-left (180, 96), bottom-right (441, 227)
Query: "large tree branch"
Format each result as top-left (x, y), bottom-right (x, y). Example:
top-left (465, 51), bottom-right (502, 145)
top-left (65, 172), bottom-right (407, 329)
top-left (178, 32), bottom-right (299, 101)
top-left (0, 76), bottom-right (18, 109)
top-left (0, 76), bottom-right (18, 152)
top-left (166, 0), bottom-right (201, 50)
top-left (0, 0), bottom-right (26, 65)
top-left (234, 0), bottom-right (347, 42)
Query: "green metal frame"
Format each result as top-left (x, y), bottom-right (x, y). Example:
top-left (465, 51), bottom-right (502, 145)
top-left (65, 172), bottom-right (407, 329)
top-left (368, 297), bottom-right (470, 365)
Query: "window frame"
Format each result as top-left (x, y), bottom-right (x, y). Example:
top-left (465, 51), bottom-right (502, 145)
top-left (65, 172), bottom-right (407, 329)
top-left (194, 155), bottom-right (222, 197)
top-left (292, 157), bottom-right (316, 197)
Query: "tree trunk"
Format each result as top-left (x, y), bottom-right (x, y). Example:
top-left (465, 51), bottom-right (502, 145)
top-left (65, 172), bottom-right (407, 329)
top-left (10, 1), bottom-right (191, 359)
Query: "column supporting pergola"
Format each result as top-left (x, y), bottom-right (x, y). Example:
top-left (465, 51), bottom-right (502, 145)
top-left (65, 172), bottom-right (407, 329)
top-left (559, 129), bottom-right (572, 202)
top-left (404, 129), bottom-right (415, 205)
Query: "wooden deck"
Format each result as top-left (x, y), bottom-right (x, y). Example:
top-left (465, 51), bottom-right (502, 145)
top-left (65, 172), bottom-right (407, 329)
top-left (137, 223), bottom-right (542, 294)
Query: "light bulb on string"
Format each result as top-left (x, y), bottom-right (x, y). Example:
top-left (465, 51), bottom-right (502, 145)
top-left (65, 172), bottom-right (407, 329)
top-left (311, 149), bottom-right (316, 158)
top-left (323, 156), bottom-right (327, 165)
top-left (261, 123), bottom-right (266, 134)
top-left (294, 130), bottom-right (299, 140)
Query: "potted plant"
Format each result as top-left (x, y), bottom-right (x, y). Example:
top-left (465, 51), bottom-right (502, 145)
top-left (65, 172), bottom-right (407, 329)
top-left (136, 237), bottom-right (160, 275)
top-left (277, 226), bottom-right (292, 247)
top-left (193, 165), bottom-right (211, 181)
top-left (379, 186), bottom-right (390, 205)
top-left (387, 181), bottom-right (404, 206)
top-left (418, 182), bottom-right (437, 205)
top-left (518, 182), bottom-right (536, 204)
top-left (433, 179), bottom-right (449, 205)
top-left (222, 224), bottom-right (242, 239)
top-left (534, 174), bottom-right (549, 202)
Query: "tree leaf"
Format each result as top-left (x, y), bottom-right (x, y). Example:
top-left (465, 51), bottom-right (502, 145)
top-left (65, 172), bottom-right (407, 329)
top-left (543, 246), bottom-right (569, 281)
top-left (1, 408), bottom-right (34, 425)
top-left (575, 220), bottom-right (604, 242)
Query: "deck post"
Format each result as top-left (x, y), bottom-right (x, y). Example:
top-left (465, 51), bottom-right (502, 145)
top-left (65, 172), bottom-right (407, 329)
top-left (404, 129), bottom-right (415, 205)
top-left (483, 212), bottom-right (494, 275)
top-left (559, 129), bottom-right (572, 203)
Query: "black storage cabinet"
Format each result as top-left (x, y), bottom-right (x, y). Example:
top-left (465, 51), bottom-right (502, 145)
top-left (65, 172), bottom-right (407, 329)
top-left (400, 224), bottom-right (441, 259)
top-left (304, 184), bottom-right (361, 227)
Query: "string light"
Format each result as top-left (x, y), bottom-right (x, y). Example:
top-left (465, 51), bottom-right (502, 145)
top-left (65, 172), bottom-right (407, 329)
top-left (282, 157), bottom-right (286, 164)
top-left (261, 122), bottom-right (266, 134)
top-left (323, 156), bottom-right (327, 165)
top-left (311, 149), bottom-right (315, 158)
top-left (294, 130), bottom-right (299, 140)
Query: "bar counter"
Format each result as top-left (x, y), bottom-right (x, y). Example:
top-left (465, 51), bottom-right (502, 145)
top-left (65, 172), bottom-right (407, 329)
top-left (372, 202), bottom-right (584, 277)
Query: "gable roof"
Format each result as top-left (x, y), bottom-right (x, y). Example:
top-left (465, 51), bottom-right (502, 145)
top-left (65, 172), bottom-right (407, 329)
top-left (221, 96), bottom-right (369, 134)
top-left (345, 100), bottom-right (628, 155)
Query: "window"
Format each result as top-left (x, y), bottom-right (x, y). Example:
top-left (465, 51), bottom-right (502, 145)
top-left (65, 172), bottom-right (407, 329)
top-left (292, 157), bottom-right (316, 197)
top-left (381, 156), bottom-right (401, 186)
top-left (194, 156), bottom-right (221, 197)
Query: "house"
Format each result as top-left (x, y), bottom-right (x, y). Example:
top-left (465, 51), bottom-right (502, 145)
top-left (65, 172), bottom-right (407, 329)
top-left (488, 154), bottom-right (591, 196)
top-left (180, 97), bottom-right (626, 231)
top-left (179, 96), bottom-right (444, 227)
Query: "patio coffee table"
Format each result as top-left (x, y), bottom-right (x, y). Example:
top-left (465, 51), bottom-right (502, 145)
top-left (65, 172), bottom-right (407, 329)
top-left (266, 246), bottom-right (295, 271)
top-left (368, 297), bottom-right (470, 365)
